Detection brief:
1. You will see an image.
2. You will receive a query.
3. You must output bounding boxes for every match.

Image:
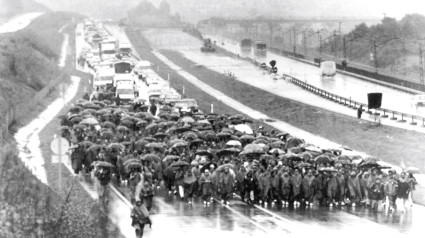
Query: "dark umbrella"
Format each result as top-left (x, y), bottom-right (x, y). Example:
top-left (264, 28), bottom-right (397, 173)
top-left (135, 140), bottom-right (149, 150)
top-left (141, 154), bottom-right (160, 162)
top-left (217, 148), bottom-right (241, 157)
top-left (190, 139), bottom-right (205, 147)
top-left (315, 154), bottom-right (333, 164)
top-left (153, 133), bottom-right (168, 139)
top-left (216, 163), bottom-right (235, 172)
top-left (240, 135), bottom-right (255, 143)
top-left (145, 123), bottom-right (158, 130)
top-left (171, 160), bottom-right (190, 168)
top-left (101, 131), bottom-right (114, 140)
top-left (143, 137), bottom-right (156, 142)
top-left (123, 158), bottom-right (141, 166)
top-left (172, 141), bottom-right (189, 148)
top-left (286, 137), bottom-right (304, 149)
top-left (253, 139), bottom-right (268, 145)
top-left (102, 121), bottom-right (116, 129)
top-left (163, 155), bottom-right (180, 162)
top-left (146, 143), bottom-right (164, 150)
top-left (108, 143), bottom-right (124, 151)
top-left (116, 125), bottom-right (129, 132)
top-left (195, 150), bottom-right (213, 157)
top-left (79, 141), bottom-right (94, 148)
top-left (295, 162), bottom-right (313, 168)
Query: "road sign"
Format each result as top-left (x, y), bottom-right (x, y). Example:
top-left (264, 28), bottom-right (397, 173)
top-left (50, 137), bottom-right (69, 154)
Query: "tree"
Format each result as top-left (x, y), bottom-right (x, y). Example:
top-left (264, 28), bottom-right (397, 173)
top-left (158, 0), bottom-right (171, 16)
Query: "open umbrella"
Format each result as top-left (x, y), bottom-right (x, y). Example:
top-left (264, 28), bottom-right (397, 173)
top-left (145, 123), bottom-right (158, 130)
top-left (172, 141), bottom-right (189, 148)
top-left (180, 116), bottom-right (195, 124)
top-left (87, 144), bottom-right (102, 152)
top-left (123, 158), bottom-right (141, 166)
top-left (143, 137), bottom-right (156, 142)
top-left (116, 125), bottom-right (129, 132)
top-left (92, 161), bottom-right (114, 168)
top-left (253, 139), bottom-right (268, 145)
top-left (240, 144), bottom-right (264, 155)
top-left (190, 139), bottom-right (204, 146)
top-left (125, 162), bottom-right (142, 171)
top-left (163, 155), bottom-right (180, 162)
top-left (108, 143), bottom-right (124, 151)
top-left (171, 161), bottom-right (190, 168)
top-left (217, 148), bottom-right (241, 157)
top-left (216, 163), bottom-right (235, 172)
top-left (259, 154), bottom-right (274, 161)
top-left (286, 137), bottom-right (304, 149)
top-left (101, 131), bottom-right (114, 140)
top-left (70, 117), bottom-right (83, 124)
top-left (168, 139), bottom-right (186, 147)
top-left (233, 124), bottom-right (253, 134)
top-left (182, 132), bottom-right (198, 140)
top-left (315, 154), bottom-right (333, 164)
top-left (146, 143), bottom-right (164, 150)
top-left (134, 140), bottom-right (149, 150)
top-left (318, 167), bottom-right (337, 172)
top-left (102, 121), bottom-right (116, 129)
top-left (405, 167), bottom-right (421, 174)
top-left (295, 162), bottom-right (313, 168)
top-left (121, 120), bottom-right (135, 127)
top-left (153, 133), bottom-right (168, 139)
top-left (269, 148), bottom-right (285, 155)
top-left (270, 141), bottom-right (286, 149)
top-left (141, 154), bottom-right (160, 162)
top-left (240, 135), bottom-right (255, 143)
top-left (226, 140), bottom-right (242, 147)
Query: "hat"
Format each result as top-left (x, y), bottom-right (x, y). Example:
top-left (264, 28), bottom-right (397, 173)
top-left (350, 171), bottom-right (356, 176)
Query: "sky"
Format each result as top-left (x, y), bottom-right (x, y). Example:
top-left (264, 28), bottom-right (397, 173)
top-left (31, 0), bottom-right (425, 21)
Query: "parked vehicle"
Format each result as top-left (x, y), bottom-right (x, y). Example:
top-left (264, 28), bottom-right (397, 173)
top-left (94, 67), bottom-right (115, 88)
top-left (254, 41), bottom-right (267, 56)
top-left (320, 61), bottom-right (337, 77)
top-left (201, 38), bottom-right (215, 52)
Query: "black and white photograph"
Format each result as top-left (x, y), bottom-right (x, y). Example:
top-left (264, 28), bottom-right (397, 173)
top-left (1, 0), bottom-right (425, 237)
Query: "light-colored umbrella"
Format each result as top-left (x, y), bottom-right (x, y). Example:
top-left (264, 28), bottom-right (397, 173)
top-left (79, 117), bottom-right (99, 125)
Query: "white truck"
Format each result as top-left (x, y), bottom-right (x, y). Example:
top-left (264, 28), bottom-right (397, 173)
top-left (116, 83), bottom-right (135, 105)
top-left (99, 42), bottom-right (116, 61)
top-left (94, 67), bottom-right (115, 88)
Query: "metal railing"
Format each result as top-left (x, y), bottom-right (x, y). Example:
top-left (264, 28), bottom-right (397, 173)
top-left (287, 76), bottom-right (425, 127)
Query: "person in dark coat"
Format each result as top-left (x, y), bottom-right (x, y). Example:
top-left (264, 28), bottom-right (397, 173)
top-left (369, 177), bottom-right (385, 211)
top-left (357, 105), bottom-right (363, 119)
top-left (243, 170), bottom-right (258, 204)
top-left (150, 102), bottom-right (157, 116)
top-left (218, 167), bottom-right (234, 205)
top-left (115, 94), bottom-right (121, 106)
top-left (131, 200), bottom-right (152, 238)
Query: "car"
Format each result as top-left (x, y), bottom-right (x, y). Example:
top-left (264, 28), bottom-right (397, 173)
top-left (134, 61), bottom-right (152, 75)
top-left (321, 61), bottom-right (337, 77)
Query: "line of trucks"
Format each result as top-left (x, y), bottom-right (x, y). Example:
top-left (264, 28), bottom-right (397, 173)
top-left (80, 19), bottom-right (198, 112)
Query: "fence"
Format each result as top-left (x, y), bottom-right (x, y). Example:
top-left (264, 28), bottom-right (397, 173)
top-left (1, 73), bottom-right (67, 141)
top-left (287, 76), bottom-right (425, 127)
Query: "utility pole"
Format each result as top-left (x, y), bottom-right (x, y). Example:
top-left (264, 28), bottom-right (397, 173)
top-left (303, 30), bottom-right (307, 57)
top-left (318, 31), bottom-right (322, 59)
top-left (373, 40), bottom-right (378, 73)
top-left (293, 28), bottom-right (297, 55)
top-left (333, 30), bottom-right (337, 59)
top-left (402, 40), bottom-right (406, 75)
top-left (343, 36), bottom-right (347, 60)
top-left (338, 21), bottom-right (342, 35)
top-left (419, 43), bottom-right (425, 89)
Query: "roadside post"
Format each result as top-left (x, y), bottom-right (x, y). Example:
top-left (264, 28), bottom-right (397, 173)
top-left (50, 135), bottom-right (70, 194)
top-left (211, 104), bottom-right (214, 113)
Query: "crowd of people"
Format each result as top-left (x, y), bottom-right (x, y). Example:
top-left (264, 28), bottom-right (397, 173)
top-left (61, 87), bottom-right (418, 215)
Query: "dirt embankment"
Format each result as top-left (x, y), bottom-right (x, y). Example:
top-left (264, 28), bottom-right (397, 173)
top-left (1, 12), bottom-right (121, 237)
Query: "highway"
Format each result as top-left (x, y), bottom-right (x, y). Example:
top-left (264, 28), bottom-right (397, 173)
top-left (96, 24), bottom-right (425, 237)
top-left (204, 34), bottom-right (425, 118)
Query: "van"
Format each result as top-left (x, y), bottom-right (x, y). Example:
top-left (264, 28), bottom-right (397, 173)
top-left (94, 67), bottom-right (115, 88)
top-left (321, 61), bottom-right (337, 77)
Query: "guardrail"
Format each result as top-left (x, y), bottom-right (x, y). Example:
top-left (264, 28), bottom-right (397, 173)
top-left (287, 75), bottom-right (425, 127)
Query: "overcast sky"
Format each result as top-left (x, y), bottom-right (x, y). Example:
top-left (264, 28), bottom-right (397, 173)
top-left (364, 0), bottom-right (425, 19)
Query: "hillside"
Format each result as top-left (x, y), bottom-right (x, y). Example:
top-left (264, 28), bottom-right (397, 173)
top-left (0, 0), bottom-right (48, 20)
top-left (127, 1), bottom-right (182, 28)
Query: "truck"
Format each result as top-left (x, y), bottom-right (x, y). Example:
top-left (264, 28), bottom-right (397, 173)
top-left (201, 38), bottom-right (215, 52)
top-left (254, 41), bottom-right (267, 56)
top-left (115, 83), bottom-right (135, 105)
top-left (94, 67), bottom-right (115, 88)
top-left (99, 42), bottom-right (116, 61)
top-left (118, 42), bottom-right (132, 57)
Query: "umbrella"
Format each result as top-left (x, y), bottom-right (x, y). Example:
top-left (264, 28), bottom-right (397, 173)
top-left (180, 116), bottom-right (195, 124)
top-left (358, 161), bottom-right (380, 169)
top-left (259, 154), bottom-right (274, 161)
top-left (145, 123), bottom-right (158, 130)
top-left (136, 120), bottom-right (148, 126)
top-left (121, 120), bottom-right (135, 127)
top-left (229, 114), bottom-right (244, 120)
top-left (116, 125), bottom-right (129, 132)
top-left (97, 109), bottom-right (111, 115)
top-left (83, 102), bottom-right (101, 110)
top-left (101, 131), bottom-right (114, 140)
top-left (337, 155), bottom-right (352, 162)
top-left (190, 139), bottom-right (204, 146)
top-left (200, 162), bottom-right (218, 173)
top-left (233, 124), bottom-right (253, 134)
top-left (269, 148), bottom-right (285, 155)
top-left (217, 148), bottom-right (241, 157)
top-left (79, 141), bottom-right (94, 148)
top-left (87, 144), bottom-right (102, 152)
top-left (286, 137), bottom-right (304, 149)
top-left (240, 135), bottom-right (255, 143)
top-left (141, 154), bottom-right (160, 162)
top-left (241, 144), bottom-right (264, 155)
top-left (315, 154), bottom-right (333, 164)
top-left (172, 141), bottom-right (189, 148)
top-left (171, 161), bottom-right (190, 168)
top-left (168, 139), bottom-right (186, 147)
top-left (163, 155), bottom-right (180, 162)
top-left (304, 145), bottom-right (322, 153)
top-left (295, 162), bottom-right (313, 168)
top-left (226, 140), bottom-right (242, 147)
top-left (196, 119), bottom-right (211, 126)
top-left (195, 150), bottom-right (213, 157)
top-left (70, 117), bottom-right (83, 124)
top-left (143, 137), bottom-right (156, 142)
top-left (69, 106), bottom-right (83, 113)
top-left (253, 139), bottom-right (268, 145)
top-left (203, 131), bottom-right (217, 141)
top-left (335, 160), bottom-right (353, 166)
top-left (61, 125), bottom-right (70, 131)
top-left (300, 152), bottom-right (314, 162)
top-left (102, 121), bottom-right (116, 129)
top-left (108, 143), bottom-right (124, 151)
top-left (174, 126), bottom-right (192, 134)
top-left (146, 143), bottom-right (164, 149)
top-left (182, 132), bottom-right (198, 140)
top-left (283, 154), bottom-right (303, 162)
top-left (92, 161), bottom-right (114, 168)
top-left (135, 140), bottom-right (149, 150)
top-left (153, 133), bottom-right (168, 139)
top-left (125, 162), bottom-right (142, 171)
top-left (123, 158), bottom-right (141, 166)
top-left (216, 163), bottom-right (235, 172)
top-left (405, 167), bottom-right (421, 174)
